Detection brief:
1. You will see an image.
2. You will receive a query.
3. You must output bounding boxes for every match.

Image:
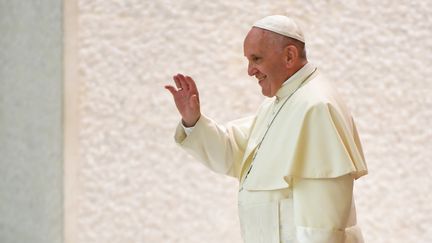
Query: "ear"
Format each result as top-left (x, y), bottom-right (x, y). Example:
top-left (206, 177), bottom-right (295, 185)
top-left (283, 45), bottom-right (299, 68)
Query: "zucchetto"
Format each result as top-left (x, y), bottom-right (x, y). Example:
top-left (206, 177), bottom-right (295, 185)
top-left (253, 15), bottom-right (305, 43)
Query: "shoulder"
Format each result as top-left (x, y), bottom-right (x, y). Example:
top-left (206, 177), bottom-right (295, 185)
top-left (291, 75), bottom-right (346, 115)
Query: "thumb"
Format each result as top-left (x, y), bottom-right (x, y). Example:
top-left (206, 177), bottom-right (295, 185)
top-left (190, 94), bottom-right (200, 109)
top-left (164, 85), bottom-right (177, 96)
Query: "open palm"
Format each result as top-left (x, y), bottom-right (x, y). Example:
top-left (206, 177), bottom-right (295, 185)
top-left (165, 74), bottom-right (201, 127)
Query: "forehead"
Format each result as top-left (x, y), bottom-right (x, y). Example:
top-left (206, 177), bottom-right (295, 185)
top-left (243, 27), bottom-right (273, 55)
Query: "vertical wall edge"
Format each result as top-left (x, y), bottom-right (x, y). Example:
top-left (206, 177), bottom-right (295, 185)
top-left (63, 1), bottom-right (79, 242)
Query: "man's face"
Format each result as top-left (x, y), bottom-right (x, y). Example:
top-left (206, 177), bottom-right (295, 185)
top-left (243, 28), bottom-right (289, 97)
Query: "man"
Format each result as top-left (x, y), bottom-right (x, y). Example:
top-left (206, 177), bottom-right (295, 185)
top-left (165, 15), bottom-right (367, 243)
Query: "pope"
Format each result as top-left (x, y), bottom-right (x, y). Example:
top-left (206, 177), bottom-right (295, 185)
top-left (165, 15), bottom-right (368, 243)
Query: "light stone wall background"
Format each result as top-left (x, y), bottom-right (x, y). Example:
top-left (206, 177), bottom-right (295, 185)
top-left (74, 0), bottom-right (432, 243)
top-left (0, 0), bottom-right (63, 242)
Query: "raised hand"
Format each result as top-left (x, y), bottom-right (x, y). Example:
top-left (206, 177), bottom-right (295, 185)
top-left (165, 74), bottom-right (201, 127)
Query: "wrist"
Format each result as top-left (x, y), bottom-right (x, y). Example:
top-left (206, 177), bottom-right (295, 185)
top-left (182, 115), bottom-right (200, 127)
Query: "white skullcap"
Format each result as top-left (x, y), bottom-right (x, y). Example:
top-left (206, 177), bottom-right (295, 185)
top-left (253, 15), bottom-right (305, 43)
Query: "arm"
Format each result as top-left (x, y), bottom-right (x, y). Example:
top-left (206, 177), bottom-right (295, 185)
top-left (292, 174), bottom-right (354, 243)
top-left (175, 114), bottom-right (253, 178)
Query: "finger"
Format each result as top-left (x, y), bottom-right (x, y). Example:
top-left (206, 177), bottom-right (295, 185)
top-left (178, 74), bottom-right (190, 92)
top-left (173, 74), bottom-right (182, 90)
top-left (185, 76), bottom-right (198, 94)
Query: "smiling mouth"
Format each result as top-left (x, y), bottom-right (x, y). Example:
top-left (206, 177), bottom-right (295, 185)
top-left (257, 76), bottom-right (266, 82)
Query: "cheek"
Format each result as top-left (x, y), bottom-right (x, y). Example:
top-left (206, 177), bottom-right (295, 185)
top-left (269, 63), bottom-right (286, 79)
top-left (259, 65), bottom-right (270, 76)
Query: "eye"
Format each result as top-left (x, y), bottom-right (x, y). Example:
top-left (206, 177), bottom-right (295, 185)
top-left (252, 56), bottom-right (261, 62)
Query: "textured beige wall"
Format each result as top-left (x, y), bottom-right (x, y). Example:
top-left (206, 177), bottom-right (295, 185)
top-left (72, 0), bottom-right (432, 242)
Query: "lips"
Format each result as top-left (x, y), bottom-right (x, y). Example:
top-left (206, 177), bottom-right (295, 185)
top-left (257, 75), bottom-right (266, 82)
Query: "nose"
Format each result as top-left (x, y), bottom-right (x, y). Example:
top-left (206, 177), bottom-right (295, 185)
top-left (248, 62), bottom-right (258, 76)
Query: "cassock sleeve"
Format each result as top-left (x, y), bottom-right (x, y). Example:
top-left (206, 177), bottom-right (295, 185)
top-left (292, 174), bottom-right (355, 243)
top-left (174, 114), bottom-right (254, 178)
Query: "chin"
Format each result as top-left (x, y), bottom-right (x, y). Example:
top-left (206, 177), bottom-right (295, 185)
top-left (261, 90), bottom-right (272, 97)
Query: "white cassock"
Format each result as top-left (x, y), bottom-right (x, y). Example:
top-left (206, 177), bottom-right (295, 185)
top-left (174, 63), bottom-right (368, 243)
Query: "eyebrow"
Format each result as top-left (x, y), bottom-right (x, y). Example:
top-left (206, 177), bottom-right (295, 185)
top-left (244, 53), bottom-right (259, 58)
